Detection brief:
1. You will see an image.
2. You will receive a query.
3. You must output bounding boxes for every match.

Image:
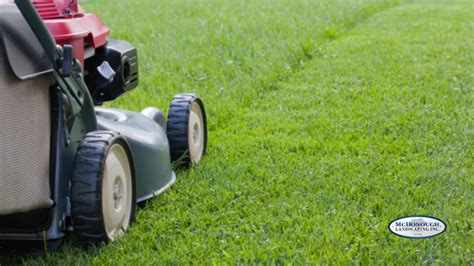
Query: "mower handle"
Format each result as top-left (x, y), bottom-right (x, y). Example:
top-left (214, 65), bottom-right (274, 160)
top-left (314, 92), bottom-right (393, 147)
top-left (14, 0), bottom-right (87, 116)
top-left (15, 0), bottom-right (57, 65)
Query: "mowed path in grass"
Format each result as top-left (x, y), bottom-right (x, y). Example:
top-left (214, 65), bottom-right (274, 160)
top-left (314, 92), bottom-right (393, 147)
top-left (235, 0), bottom-right (472, 263)
top-left (201, 0), bottom-right (472, 263)
top-left (18, 0), bottom-right (472, 264)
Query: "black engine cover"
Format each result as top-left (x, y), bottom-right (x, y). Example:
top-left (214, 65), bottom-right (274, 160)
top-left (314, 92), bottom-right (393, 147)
top-left (85, 39), bottom-right (138, 103)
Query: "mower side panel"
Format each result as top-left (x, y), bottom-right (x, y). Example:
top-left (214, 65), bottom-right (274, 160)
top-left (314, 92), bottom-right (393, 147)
top-left (96, 108), bottom-right (175, 201)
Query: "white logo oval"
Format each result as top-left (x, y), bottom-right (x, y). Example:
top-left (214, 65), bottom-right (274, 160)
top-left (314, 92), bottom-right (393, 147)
top-left (388, 216), bottom-right (446, 238)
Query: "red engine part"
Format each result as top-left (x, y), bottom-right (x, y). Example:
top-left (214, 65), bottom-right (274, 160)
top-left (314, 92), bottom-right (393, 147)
top-left (31, 0), bottom-right (110, 65)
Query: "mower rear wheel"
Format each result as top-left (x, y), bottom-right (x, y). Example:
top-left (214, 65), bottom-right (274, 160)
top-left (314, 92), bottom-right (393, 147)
top-left (71, 131), bottom-right (136, 244)
top-left (167, 93), bottom-right (207, 166)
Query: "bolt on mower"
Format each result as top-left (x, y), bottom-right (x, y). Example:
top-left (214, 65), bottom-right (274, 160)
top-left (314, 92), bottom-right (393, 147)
top-left (0, 0), bottom-right (208, 254)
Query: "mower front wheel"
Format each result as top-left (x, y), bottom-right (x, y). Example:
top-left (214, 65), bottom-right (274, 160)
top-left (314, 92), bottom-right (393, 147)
top-left (167, 93), bottom-right (207, 166)
top-left (71, 131), bottom-right (136, 244)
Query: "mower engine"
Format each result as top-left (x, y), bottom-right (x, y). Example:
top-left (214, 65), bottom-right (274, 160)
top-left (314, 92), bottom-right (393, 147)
top-left (32, 0), bottom-right (139, 104)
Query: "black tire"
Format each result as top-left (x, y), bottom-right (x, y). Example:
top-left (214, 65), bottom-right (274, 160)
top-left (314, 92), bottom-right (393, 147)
top-left (167, 93), bottom-right (208, 166)
top-left (70, 131), bottom-right (136, 245)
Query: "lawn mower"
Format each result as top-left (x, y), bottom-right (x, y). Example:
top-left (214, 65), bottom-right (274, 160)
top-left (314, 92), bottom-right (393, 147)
top-left (0, 0), bottom-right (207, 254)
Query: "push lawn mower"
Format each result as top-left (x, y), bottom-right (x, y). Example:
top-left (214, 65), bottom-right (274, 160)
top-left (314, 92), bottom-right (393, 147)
top-left (0, 0), bottom-right (207, 254)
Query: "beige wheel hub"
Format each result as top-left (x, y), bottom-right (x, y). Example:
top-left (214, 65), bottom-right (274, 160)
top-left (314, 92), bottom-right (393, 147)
top-left (102, 144), bottom-right (132, 240)
top-left (188, 102), bottom-right (205, 163)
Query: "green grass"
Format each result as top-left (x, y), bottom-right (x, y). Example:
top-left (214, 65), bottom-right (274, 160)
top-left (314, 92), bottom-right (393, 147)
top-left (4, 0), bottom-right (473, 264)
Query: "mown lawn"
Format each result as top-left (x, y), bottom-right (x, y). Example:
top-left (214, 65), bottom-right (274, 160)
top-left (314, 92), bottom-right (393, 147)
top-left (5, 0), bottom-right (473, 264)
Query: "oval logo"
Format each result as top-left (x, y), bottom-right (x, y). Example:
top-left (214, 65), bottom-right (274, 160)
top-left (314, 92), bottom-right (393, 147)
top-left (388, 216), bottom-right (446, 239)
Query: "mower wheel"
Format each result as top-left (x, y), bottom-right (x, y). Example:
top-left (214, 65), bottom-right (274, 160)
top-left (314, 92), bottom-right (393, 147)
top-left (71, 131), bottom-right (136, 244)
top-left (167, 93), bottom-right (207, 166)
